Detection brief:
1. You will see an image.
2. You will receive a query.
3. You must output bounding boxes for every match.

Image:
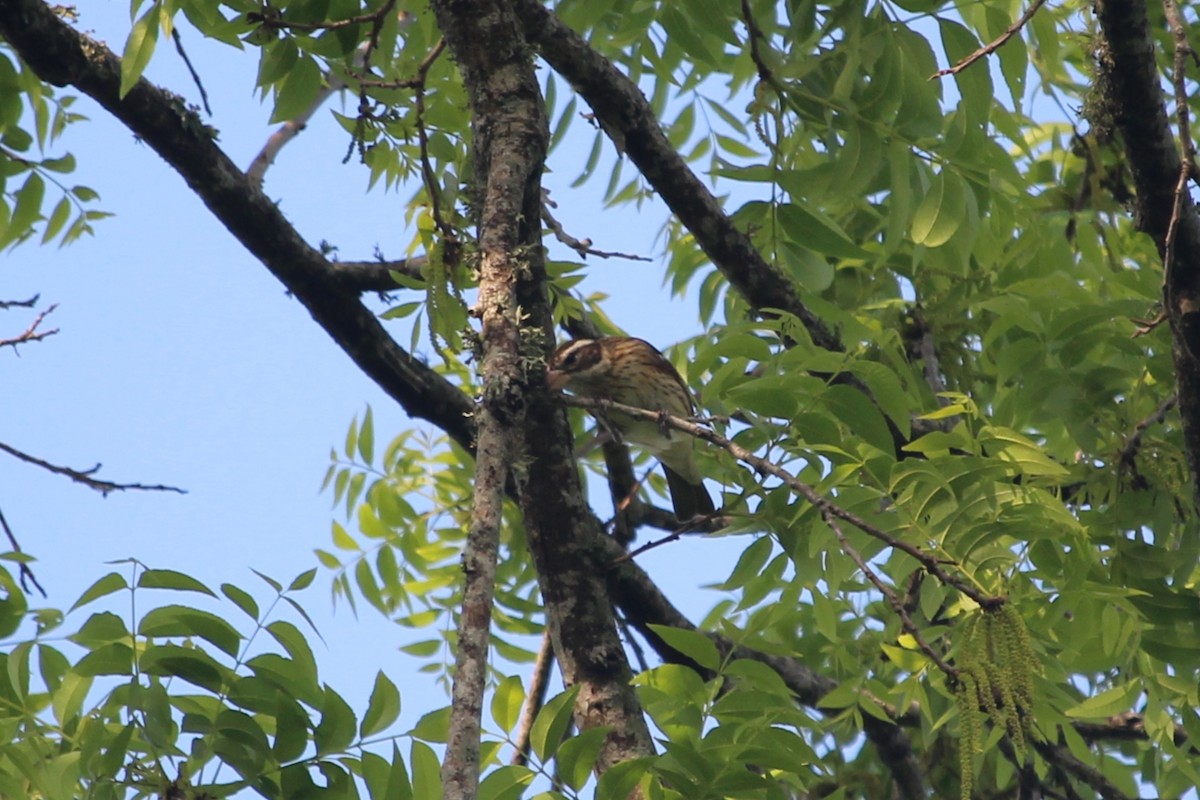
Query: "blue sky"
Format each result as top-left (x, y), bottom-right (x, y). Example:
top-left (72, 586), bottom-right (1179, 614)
top-left (3, 2), bottom-right (749, 739)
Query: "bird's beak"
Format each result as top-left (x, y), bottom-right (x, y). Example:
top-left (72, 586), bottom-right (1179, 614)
top-left (546, 369), bottom-right (569, 392)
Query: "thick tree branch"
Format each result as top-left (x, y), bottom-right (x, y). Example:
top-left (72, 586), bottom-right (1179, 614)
top-left (512, 0), bottom-right (840, 353)
top-left (431, 0), bottom-right (546, 794)
top-left (1093, 0), bottom-right (1200, 504)
top-left (0, 0), bottom-right (477, 451)
top-left (431, 0), bottom-right (657, 788)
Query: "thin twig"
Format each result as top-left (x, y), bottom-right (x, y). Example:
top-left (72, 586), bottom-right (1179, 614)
top-left (510, 629), bottom-right (554, 766)
top-left (1117, 392), bottom-right (1177, 478)
top-left (170, 28), bottom-right (211, 116)
top-left (0, 303), bottom-right (59, 350)
top-left (540, 192), bottom-right (652, 261)
top-left (0, 506), bottom-right (46, 597)
top-left (0, 441), bottom-right (186, 497)
top-left (249, 8), bottom-right (386, 32)
top-left (410, 39), bottom-right (454, 241)
top-left (930, 0), bottom-right (1049, 79)
top-left (1162, 0), bottom-right (1198, 358)
top-left (357, 0), bottom-right (398, 83)
top-left (824, 512), bottom-right (959, 680)
top-left (560, 394), bottom-right (1004, 611)
top-left (247, 11), bottom-right (417, 184)
top-left (0, 295), bottom-right (39, 309)
top-left (740, 0), bottom-right (774, 85)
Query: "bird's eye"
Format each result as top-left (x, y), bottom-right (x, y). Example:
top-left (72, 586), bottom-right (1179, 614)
top-left (561, 351), bottom-right (580, 368)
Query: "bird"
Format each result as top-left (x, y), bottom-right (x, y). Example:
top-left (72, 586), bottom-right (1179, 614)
top-left (545, 336), bottom-right (716, 520)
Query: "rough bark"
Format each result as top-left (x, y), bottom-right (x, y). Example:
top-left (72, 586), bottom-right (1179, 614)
top-left (1093, 0), bottom-right (1200, 504)
top-left (429, 0), bottom-right (657, 788)
top-left (0, 0), bottom-right (917, 794)
top-left (429, 0), bottom-right (546, 793)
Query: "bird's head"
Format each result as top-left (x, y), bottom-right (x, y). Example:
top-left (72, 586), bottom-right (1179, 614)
top-left (545, 339), bottom-right (607, 392)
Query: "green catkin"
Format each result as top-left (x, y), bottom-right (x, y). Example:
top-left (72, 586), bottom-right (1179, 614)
top-left (956, 671), bottom-right (981, 800)
top-left (954, 605), bottom-right (1039, 796)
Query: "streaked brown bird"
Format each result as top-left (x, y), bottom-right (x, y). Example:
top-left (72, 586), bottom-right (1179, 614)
top-left (546, 336), bottom-right (716, 520)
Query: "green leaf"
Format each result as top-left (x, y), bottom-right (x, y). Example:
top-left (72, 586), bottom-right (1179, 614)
top-left (74, 643), bottom-right (134, 676)
top-left (555, 726), bottom-right (610, 791)
top-left (138, 605), bottom-right (243, 657)
top-left (8, 172), bottom-right (45, 242)
top-left (288, 567), bottom-right (317, 591)
top-left (409, 705), bottom-right (451, 743)
top-left (595, 757), bottom-right (653, 800)
top-left (777, 203), bottom-right (868, 259)
top-left (911, 170), bottom-right (967, 247)
top-left (529, 685), bottom-right (580, 761)
top-left (490, 674), bottom-right (525, 733)
top-left (477, 764), bottom-right (536, 800)
top-left (41, 196), bottom-right (71, 244)
top-left (137, 569), bottom-right (217, 596)
top-left (359, 405), bottom-right (375, 464)
top-left (1065, 682), bottom-right (1143, 719)
top-left (221, 583), bottom-right (260, 619)
top-left (69, 572), bottom-right (128, 612)
top-left (410, 740), bottom-right (442, 800)
top-left (271, 55), bottom-right (323, 124)
top-left (120, 4), bottom-right (161, 98)
top-left (646, 624), bottom-right (721, 671)
top-left (138, 643), bottom-right (227, 691)
top-left (315, 684), bottom-right (357, 754)
top-left (361, 671), bottom-right (402, 737)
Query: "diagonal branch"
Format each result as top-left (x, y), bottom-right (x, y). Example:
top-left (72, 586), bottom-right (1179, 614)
top-left (0, 440), bottom-right (185, 497)
top-left (562, 394), bottom-right (1003, 610)
top-left (930, 0), bottom-right (1049, 79)
top-left (0, 0), bottom-right (478, 451)
top-left (512, 0), bottom-right (841, 353)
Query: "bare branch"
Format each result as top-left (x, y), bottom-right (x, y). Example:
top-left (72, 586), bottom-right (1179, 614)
top-left (562, 393), bottom-right (1004, 611)
top-left (541, 190), bottom-right (652, 262)
top-left (0, 295), bottom-right (40, 309)
top-left (930, 0), bottom-right (1049, 79)
top-left (170, 28), bottom-right (211, 116)
top-left (0, 506), bottom-right (46, 597)
top-left (0, 441), bottom-right (186, 497)
top-left (510, 630), bottom-right (554, 766)
top-left (0, 302), bottom-right (59, 350)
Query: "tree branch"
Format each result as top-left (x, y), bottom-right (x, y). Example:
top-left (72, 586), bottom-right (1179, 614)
top-left (0, 0), bottom-right (479, 451)
top-left (563, 394), bottom-right (1003, 611)
top-left (930, 0), bottom-right (1048, 79)
top-left (0, 441), bottom-right (185, 497)
top-left (431, 0), bottom-right (546, 794)
top-left (512, 0), bottom-right (840, 353)
top-left (1093, 0), bottom-right (1200, 505)
top-left (0, 302), bottom-right (59, 350)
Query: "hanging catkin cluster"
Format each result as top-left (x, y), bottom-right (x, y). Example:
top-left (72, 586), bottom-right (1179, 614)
top-left (954, 604), bottom-right (1037, 800)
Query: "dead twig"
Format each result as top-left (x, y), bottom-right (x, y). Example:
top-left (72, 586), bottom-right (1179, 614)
top-left (541, 190), bottom-right (652, 262)
top-left (1, 303), bottom-right (59, 350)
top-left (0, 506), bottom-right (46, 597)
top-left (0, 441), bottom-right (186, 497)
top-left (930, 0), bottom-right (1049, 79)
top-left (170, 28), bottom-right (211, 116)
